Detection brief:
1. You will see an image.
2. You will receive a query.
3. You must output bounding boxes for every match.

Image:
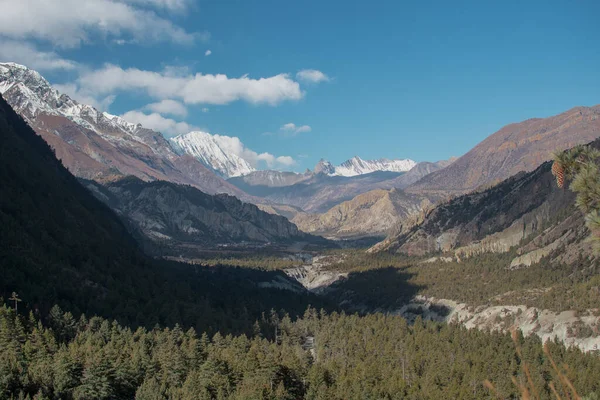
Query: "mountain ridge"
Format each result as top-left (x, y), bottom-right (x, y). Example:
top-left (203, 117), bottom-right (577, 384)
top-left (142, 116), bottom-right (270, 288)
top-left (333, 156), bottom-right (416, 176)
top-left (0, 62), bottom-right (254, 200)
top-left (407, 105), bottom-right (600, 196)
top-left (371, 147), bottom-right (593, 259)
top-left (82, 176), bottom-right (326, 256)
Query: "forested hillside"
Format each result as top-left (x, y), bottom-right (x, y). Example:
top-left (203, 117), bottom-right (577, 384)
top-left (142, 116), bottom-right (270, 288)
top-left (0, 93), bottom-right (330, 334)
top-left (1, 303), bottom-right (599, 400)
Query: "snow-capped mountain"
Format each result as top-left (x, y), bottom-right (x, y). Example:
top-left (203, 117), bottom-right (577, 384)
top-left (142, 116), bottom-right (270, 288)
top-left (170, 131), bottom-right (255, 178)
top-left (0, 62), bottom-right (251, 199)
top-left (313, 159), bottom-right (335, 175)
top-left (313, 156), bottom-right (416, 177)
top-left (334, 156), bottom-right (416, 176)
top-left (0, 62), bottom-right (141, 138)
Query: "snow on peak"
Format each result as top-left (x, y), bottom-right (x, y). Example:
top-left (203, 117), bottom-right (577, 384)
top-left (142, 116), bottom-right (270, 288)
top-left (0, 62), bottom-right (148, 137)
top-left (170, 131), bottom-right (256, 178)
top-left (0, 62), bottom-right (64, 114)
top-left (315, 156), bottom-right (416, 177)
top-left (102, 112), bottom-right (139, 133)
top-left (313, 159), bottom-right (335, 175)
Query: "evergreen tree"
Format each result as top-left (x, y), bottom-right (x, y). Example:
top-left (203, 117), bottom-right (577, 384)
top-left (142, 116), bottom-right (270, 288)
top-left (553, 145), bottom-right (600, 246)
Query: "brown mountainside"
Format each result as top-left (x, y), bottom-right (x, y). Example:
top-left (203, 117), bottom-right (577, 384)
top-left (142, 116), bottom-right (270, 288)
top-left (0, 63), bottom-right (253, 201)
top-left (292, 188), bottom-right (439, 238)
top-left (408, 105), bottom-right (600, 196)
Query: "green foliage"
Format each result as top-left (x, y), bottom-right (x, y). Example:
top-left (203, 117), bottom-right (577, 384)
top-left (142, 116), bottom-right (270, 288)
top-left (554, 145), bottom-right (600, 247)
top-left (1, 303), bottom-right (599, 400)
top-left (316, 249), bottom-right (600, 312)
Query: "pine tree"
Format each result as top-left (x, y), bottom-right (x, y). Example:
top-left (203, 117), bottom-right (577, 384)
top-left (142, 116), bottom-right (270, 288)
top-left (52, 345), bottom-right (82, 399)
top-left (553, 145), bottom-right (600, 248)
top-left (73, 354), bottom-right (115, 400)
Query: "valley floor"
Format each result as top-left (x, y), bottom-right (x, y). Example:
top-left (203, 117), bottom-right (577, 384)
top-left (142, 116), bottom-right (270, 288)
top-left (227, 248), bottom-right (600, 354)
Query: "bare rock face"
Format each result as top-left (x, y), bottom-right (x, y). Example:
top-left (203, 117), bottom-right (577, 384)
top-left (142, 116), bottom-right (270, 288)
top-left (293, 188), bottom-right (436, 238)
top-left (408, 105), bottom-right (600, 196)
top-left (396, 296), bottom-right (600, 353)
top-left (83, 177), bottom-right (326, 255)
top-left (283, 255), bottom-right (349, 293)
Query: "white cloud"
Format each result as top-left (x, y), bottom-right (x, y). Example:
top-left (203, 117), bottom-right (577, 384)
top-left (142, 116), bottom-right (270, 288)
top-left (0, 0), bottom-right (196, 48)
top-left (121, 110), bottom-right (198, 136)
top-left (296, 69), bottom-right (329, 83)
top-left (205, 49), bottom-right (212, 56)
top-left (274, 156), bottom-right (296, 166)
top-left (144, 99), bottom-right (187, 117)
top-left (75, 64), bottom-right (304, 105)
top-left (54, 83), bottom-right (116, 111)
top-left (0, 40), bottom-right (77, 71)
top-left (281, 122), bottom-right (312, 136)
top-left (121, 0), bottom-right (192, 12)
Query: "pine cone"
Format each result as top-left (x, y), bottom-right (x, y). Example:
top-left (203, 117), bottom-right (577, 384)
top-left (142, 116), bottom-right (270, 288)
top-left (551, 161), bottom-right (565, 188)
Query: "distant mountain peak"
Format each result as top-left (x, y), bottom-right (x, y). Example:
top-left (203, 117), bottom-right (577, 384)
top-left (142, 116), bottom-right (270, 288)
top-left (312, 156), bottom-right (416, 177)
top-left (170, 131), bottom-right (256, 178)
top-left (314, 158), bottom-right (335, 175)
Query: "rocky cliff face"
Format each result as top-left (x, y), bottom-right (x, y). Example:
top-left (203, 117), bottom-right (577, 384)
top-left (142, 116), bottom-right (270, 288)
top-left (83, 177), bottom-right (324, 255)
top-left (408, 105), bottom-right (600, 196)
top-left (395, 296), bottom-right (600, 353)
top-left (292, 188), bottom-right (437, 238)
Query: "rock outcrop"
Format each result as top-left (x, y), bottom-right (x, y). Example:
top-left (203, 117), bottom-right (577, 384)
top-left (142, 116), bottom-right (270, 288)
top-left (292, 189), bottom-right (435, 238)
top-left (395, 296), bottom-right (600, 353)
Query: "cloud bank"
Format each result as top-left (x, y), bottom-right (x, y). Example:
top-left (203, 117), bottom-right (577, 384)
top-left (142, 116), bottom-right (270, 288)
top-left (0, 0), bottom-right (197, 48)
top-left (73, 64), bottom-right (304, 106)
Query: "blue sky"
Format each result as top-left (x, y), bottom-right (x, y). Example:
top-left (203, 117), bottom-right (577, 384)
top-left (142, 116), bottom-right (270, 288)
top-left (1, 0), bottom-right (599, 171)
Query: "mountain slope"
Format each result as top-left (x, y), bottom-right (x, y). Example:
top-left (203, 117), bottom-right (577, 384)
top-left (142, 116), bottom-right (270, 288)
top-left (170, 131), bottom-right (255, 178)
top-left (371, 145), bottom-right (595, 262)
top-left (83, 177), bottom-right (321, 255)
top-left (0, 62), bottom-right (251, 200)
top-left (0, 93), bottom-right (327, 331)
top-left (228, 169), bottom-right (312, 190)
top-left (292, 188), bottom-right (435, 238)
top-left (408, 105), bottom-right (600, 196)
top-left (387, 158), bottom-right (457, 187)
